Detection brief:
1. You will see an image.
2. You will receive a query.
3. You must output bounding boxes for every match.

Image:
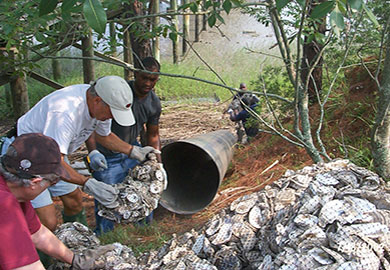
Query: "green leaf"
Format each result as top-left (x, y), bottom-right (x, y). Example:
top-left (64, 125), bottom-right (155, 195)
top-left (35, 32), bottom-right (45, 42)
top-left (208, 13), bottom-right (216, 27)
top-left (169, 32), bottom-right (177, 42)
top-left (363, 3), bottom-right (379, 28)
top-left (62, 0), bottom-right (79, 13)
top-left (305, 33), bottom-right (315, 44)
top-left (276, 0), bottom-right (289, 12)
top-left (189, 2), bottom-right (198, 13)
top-left (347, 0), bottom-right (362, 11)
top-left (311, 1), bottom-right (335, 19)
top-left (204, 0), bottom-right (213, 9)
top-left (329, 8), bottom-right (344, 36)
top-left (215, 12), bottom-right (225, 24)
top-left (178, 3), bottom-right (191, 10)
top-left (5, 40), bottom-right (12, 51)
top-left (39, 0), bottom-right (58, 16)
top-left (222, 0), bottom-right (232, 14)
top-left (314, 32), bottom-right (325, 45)
top-left (83, 0), bottom-right (107, 34)
top-left (62, 0), bottom-right (79, 21)
top-left (337, 0), bottom-right (347, 14)
top-left (296, 0), bottom-right (305, 8)
top-left (230, 0), bottom-right (241, 7)
top-left (162, 26), bottom-right (168, 38)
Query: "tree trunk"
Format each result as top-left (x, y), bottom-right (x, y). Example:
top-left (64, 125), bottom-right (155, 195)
top-left (10, 72), bottom-right (29, 119)
top-left (123, 28), bottom-right (133, 80)
top-left (300, 0), bottom-right (326, 104)
top-left (6, 48), bottom-right (29, 119)
top-left (202, 0), bottom-right (207, 31)
top-left (152, 0), bottom-right (160, 62)
top-left (109, 22), bottom-right (117, 57)
top-left (5, 83), bottom-right (12, 112)
top-left (52, 52), bottom-right (62, 81)
top-left (125, 0), bottom-right (152, 68)
top-left (371, 32), bottom-right (390, 181)
top-left (170, 0), bottom-right (179, 64)
top-left (81, 27), bottom-right (95, 84)
top-left (267, 0), bottom-right (323, 163)
top-left (296, 84), bottom-right (323, 163)
top-left (182, 0), bottom-right (190, 55)
top-left (195, 5), bottom-right (200, 42)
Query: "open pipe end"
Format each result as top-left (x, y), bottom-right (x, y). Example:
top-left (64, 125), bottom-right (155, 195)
top-left (161, 141), bottom-right (220, 214)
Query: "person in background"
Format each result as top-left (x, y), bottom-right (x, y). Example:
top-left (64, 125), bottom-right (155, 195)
top-left (226, 83), bottom-right (251, 143)
top-left (237, 82), bottom-right (247, 96)
top-left (0, 133), bottom-right (114, 270)
top-left (10, 75), bottom-right (159, 232)
top-left (228, 93), bottom-right (259, 141)
top-left (90, 56), bottom-right (164, 235)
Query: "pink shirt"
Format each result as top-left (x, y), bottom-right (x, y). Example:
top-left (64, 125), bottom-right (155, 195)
top-left (0, 174), bottom-right (41, 270)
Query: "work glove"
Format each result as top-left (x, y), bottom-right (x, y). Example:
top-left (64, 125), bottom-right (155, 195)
top-left (88, 150), bottom-right (108, 171)
top-left (129, 145), bottom-right (161, 162)
top-left (227, 108), bottom-right (233, 114)
top-left (83, 178), bottom-right (119, 208)
top-left (158, 163), bottom-right (168, 190)
top-left (71, 244), bottom-right (116, 270)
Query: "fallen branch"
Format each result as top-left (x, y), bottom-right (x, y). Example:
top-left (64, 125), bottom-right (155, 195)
top-left (260, 160), bottom-right (279, 175)
top-left (211, 175), bottom-right (275, 209)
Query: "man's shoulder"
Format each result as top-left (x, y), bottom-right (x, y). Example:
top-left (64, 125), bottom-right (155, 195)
top-left (149, 90), bottom-right (161, 102)
top-left (49, 84), bottom-right (89, 98)
top-left (58, 84), bottom-right (89, 91)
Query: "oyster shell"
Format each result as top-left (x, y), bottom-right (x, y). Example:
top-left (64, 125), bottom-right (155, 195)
top-left (50, 159), bottom-right (390, 270)
top-left (97, 153), bottom-right (167, 223)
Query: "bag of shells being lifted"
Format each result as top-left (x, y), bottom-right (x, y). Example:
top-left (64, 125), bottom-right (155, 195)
top-left (97, 153), bottom-right (168, 223)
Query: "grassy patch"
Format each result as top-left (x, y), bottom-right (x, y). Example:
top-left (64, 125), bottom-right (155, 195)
top-left (99, 222), bottom-right (169, 256)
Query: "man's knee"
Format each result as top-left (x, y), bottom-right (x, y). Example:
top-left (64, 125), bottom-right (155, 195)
top-left (60, 188), bottom-right (83, 215)
top-left (35, 205), bottom-right (58, 231)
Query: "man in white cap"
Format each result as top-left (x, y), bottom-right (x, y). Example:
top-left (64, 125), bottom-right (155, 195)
top-left (12, 75), bottom-right (158, 232)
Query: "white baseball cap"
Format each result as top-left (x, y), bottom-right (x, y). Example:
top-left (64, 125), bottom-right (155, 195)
top-left (94, 75), bottom-right (135, 126)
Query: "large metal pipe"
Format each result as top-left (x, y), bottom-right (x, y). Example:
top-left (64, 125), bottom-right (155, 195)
top-left (160, 130), bottom-right (236, 214)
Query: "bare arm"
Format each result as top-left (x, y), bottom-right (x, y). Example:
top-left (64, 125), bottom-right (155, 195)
top-left (95, 132), bottom-right (133, 156)
top-left (31, 224), bottom-right (74, 265)
top-left (146, 124), bottom-right (161, 162)
top-left (61, 155), bottom-right (90, 185)
top-left (12, 261), bottom-right (45, 270)
top-left (85, 132), bottom-right (97, 152)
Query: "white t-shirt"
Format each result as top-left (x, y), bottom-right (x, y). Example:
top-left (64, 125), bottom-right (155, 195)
top-left (17, 84), bottom-right (111, 155)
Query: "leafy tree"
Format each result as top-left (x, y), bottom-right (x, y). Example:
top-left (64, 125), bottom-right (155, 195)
top-left (241, 0), bottom-right (380, 164)
top-left (3, 0), bottom-right (390, 177)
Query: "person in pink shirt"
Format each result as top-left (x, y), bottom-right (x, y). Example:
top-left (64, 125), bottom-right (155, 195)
top-left (0, 133), bottom-right (112, 270)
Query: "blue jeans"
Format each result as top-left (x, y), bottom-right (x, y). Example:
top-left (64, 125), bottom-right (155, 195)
top-left (93, 151), bottom-right (153, 235)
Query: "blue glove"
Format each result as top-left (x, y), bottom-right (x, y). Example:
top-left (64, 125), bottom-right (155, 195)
top-left (88, 150), bottom-right (108, 171)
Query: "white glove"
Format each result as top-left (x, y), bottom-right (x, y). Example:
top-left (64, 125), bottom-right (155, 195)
top-left (227, 108), bottom-right (233, 114)
top-left (83, 178), bottom-right (119, 208)
top-left (88, 150), bottom-right (108, 171)
top-left (129, 146), bottom-right (161, 162)
top-left (158, 163), bottom-right (168, 190)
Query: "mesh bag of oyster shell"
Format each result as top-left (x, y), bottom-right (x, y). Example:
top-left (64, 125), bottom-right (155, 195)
top-left (97, 153), bottom-right (167, 223)
top-left (54, 222), bottom-right (100, 250)
top-left (49, 223), bottom-right (138, 270)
